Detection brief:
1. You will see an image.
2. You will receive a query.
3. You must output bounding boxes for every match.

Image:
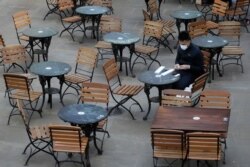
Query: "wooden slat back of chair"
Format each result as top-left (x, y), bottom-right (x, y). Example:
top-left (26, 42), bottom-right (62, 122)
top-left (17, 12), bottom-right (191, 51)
top-left (80, 82), bottom-right (109, 105)
top-left (191, 72), bottom-right (209, 94)
top-left (1, 44), bottom-right (27, 64)
top-left (218, 21), bottom-right (241, 45)
top-left (151, 129), bottom-right (185, 159)
top-left (99, 17), bottom-right (121, 33)
top-left (148, 0), bottom-right (158, 14)
top-left (200, 89), bottom-right (231, 109)
top-left (233, 0), bottom-right (250, 15)
top-left (12, 10), bottom-right (31, 30)
top-left (142, 9), bottom-right (151, 21)
top-left (187, 132), bottom-right (221, 160)
top-left (201, 50), bottom-right (211, 72)
top-left (212, 0), bottom-right (229, 17)
top-left (101, 0), bottom-right (112, 8)
top-left (103, 58), bottom-right (119, 82)
top-left (188, 20), bottom-right (208, 39)
top-left (162, 89), bottom-right (193, 107)
top-left (144, 21), bottom-right (163, 39)
top-left (58, 0), bottom-right (75, 11)
top-left (3, 73), bottom-right (29, 93)
top-left (77, 47), bottom-right (98, 68)
top-left (49, 125), bottom-right (83, 153)
top-left (0, 35), bottom-right (5, 48)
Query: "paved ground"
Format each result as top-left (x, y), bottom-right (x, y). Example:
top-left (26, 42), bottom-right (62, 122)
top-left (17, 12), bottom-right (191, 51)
top-left (0, 0), bottom-right (250, 166)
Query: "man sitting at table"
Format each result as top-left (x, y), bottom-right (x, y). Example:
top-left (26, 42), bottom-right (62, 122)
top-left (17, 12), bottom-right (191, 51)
top-left (173, 31), bottom-right (204, 90)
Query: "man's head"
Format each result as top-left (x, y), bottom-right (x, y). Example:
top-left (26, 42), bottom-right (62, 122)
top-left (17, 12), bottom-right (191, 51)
top-left (178, 31), bottom-right (191, 50)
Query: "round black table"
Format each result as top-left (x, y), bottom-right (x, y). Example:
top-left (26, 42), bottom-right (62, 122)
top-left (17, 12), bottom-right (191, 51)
top-left (76, 6), bottom-right (109, 41)
top-left (103, 32), bottom-right (140, 77)
top-left (30, 61), bottom-right (71, 108)
top-left (58, 103), bottom-right (108, 154)
top-left (23, 27), bottom-right (58, 66)
top-left (192, 35), bottom-right (228, 82)
top-left (170, 10), bottom-right (202, 34)
top-left (138, 70), bottom-right (180, 120)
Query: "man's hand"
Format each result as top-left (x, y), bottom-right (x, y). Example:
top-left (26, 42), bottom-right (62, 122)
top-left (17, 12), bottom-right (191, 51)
top-left (174, 64), bottom-right (180, 69)
top-left (179, 64), bottom-right (190, 70)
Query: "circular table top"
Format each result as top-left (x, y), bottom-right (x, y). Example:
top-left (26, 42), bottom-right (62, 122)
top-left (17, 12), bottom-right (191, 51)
top-left (58, 104), bottom-right (107, 125)
top-left (103, 32), bottom-right (140, 45)
top-left (170, 10), bottom-right (202, 19)
top-left (23, 27), bottom-right (58, 38)
top-left (76, 5), bottom-right (109, 15)
top-left (137, 70), bottom-right (180, 86)
top-left (192, 35), bottom-right (228, 49)
top-left (30, 61), bottom-right (71, 77)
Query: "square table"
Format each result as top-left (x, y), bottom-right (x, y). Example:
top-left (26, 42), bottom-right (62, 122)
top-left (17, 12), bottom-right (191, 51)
top-left (152, 106), bottom-right (230, 133)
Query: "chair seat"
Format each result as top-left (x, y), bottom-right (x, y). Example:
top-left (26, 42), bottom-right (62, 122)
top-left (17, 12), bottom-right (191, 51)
top-left (157, 19), bottom-right (175, 27)
top-left (53, 136), bottom-right (88, 153)
top-left (162, 26), bottom-right (175, 34)
top-left (154, 147), bottom-right (185, 159)
top-left (19, 35), bottom-right (30, 42)
top-left (135, 45), bottom-right (158, 54)
top-left (62, 15), bottom-right (81, 23)
top-left (65, 73), bottom-right (90, 84)
top-left (97, 119), bottom-right (107, 128)
top-left (206, 21), bottom-right (219, 29)
top-left (30, 125), bottom-right (50, 139)
top-left (113, 85), bottom-right (143, 96)
top-left (10, 90), bottom-right (42, 101)
top-left (222, 46), bottom-right (244, 55)
top-left (95, 41), bottom-right (112, 49)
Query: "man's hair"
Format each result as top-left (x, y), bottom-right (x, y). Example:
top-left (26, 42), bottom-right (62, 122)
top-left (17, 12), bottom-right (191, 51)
top-left (178, 31), bottom-right (191, 41)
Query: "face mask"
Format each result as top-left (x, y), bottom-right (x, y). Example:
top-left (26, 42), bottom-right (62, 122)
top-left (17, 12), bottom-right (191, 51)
top-left (180, 44), bottom-right (188, 50)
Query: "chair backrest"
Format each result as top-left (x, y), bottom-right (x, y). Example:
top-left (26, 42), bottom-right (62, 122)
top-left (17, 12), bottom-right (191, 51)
top-left (211, 0), bottom-right (229, 18)
top-left (201, 50), bottom-right (211, 72)
top-left (143, 21), bottom-right (163, 45)
top-left (80, 82), bottom-right (109, 108)
top-left (188, 20), bottom-right (208, 39)
top-left (58, 0), bottom-right (75, 17)
top-left (1, 44), bottom-right (27, 72)
top-left (186, 132), bottom-right (221, 161)
top-left (218, 21), bottom-right (241, 46)
top-left (12, 10), bottom-right (31, 44)
top-left (191, 72), bottom-right (209, 94)
top-left (148, 0), bottom-right (158, 16)
top-left (199, 89), bottom-right (231, 109)
top-left (99, 16), bottom-right (122, 34)
top-left (142, 9), bottom-right (151, 21)
top-left (151, 129), bottom-right (185, 159)
top-left (75, 47), bottom-right (98, 81)
top-left (0, 35), bottom-right (6, 48)
top-left (103, 58), bottom-right (121, 90)
top-left (49, 125), bottom-right (84, 153)
top-left (230, 0), bottom-right (250, 18)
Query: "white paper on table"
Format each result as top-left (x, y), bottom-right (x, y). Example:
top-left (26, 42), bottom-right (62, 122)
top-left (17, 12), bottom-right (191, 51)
top-left (154, 66), bottom-right (165, 74)
top-left (174, 74), bottom-right (180, 77)
top-left (161, 68), bottom-right (174, 76)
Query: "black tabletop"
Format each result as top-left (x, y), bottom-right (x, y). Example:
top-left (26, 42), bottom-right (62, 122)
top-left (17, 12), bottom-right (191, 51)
top-left (58, 104), bottom-right (107, 125)
top-left (192, 35), bottom-right (228, 49)
top-left (170, 10), bottom-right (202, 20)
top-left (76, 5), bottom-right (109, 15)
top-left (103, 32), bottom-right (140, 45)
top-left (30, 61), bottom-right (71, 77)
top-left (23, 27), bottom-right (58, 38)
top-left (137, 70), bottom-right (180, 86)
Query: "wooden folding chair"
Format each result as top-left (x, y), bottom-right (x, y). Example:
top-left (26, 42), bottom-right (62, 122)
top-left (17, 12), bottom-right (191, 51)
top-left (62, 47), bottom-right (98, 99)
top-left (44, 0), bottom-right (60, 20)
top-left (103, 58), bottom-right (143, 120)
top-left (49, 125), bottom-right (89, 167)
top-left (151, 129), bottom-right (186, 167)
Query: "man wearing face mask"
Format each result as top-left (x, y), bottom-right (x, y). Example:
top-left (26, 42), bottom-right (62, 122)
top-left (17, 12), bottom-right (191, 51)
top-left (173, 31), bottom-right (204, 90)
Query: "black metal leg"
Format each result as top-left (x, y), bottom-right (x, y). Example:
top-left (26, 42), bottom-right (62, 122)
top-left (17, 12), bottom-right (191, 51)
top-left (129, 44), bottom-right (135, 77)
top-left (119, 47), bottom-right (124, 72)
top-left (216, 49), bottom-right (223, 77)
top-left (143, 84), bottom-right (151, 120)
top-left (58, 75), bottom-right (65, 106)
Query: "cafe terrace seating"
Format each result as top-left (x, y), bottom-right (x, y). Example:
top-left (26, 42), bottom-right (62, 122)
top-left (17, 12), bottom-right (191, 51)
top-left (188, 20), bottom-right (208, 39)
top-left (151, 129), bottom-right (185, 167)
top-left (0, 34), bottom-right (5, 65)
top-left (185, 132), bottom-right (223, 167)
top-left (218, 21), bottom-right (244, 73)
top-left (49, 125), bottom-right (89, 167)
top-left (79, 82), bottom-right (110, 150)
top-left (62, 47), bottom-right (98, 99)
top-left (44, 0), bottom-right (59, 20)
top-left (103, 58), bottom-right (143, 120)
top-left (17, 100), bottom-right (51, 166)
top-left (201, 50), bottom-right (212, 73)
top-left (3, 73), bottom-right (43, 125)
top-left (133, 21), bottom-right (163, 71)
top-left (58, 0), bottom-right (83, 41)
top-left (161, 72), bottom-right (209, 107)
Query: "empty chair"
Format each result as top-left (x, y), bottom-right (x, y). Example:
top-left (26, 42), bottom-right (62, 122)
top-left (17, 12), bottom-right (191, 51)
top-left (79, 82), bottom-right (110, 149)
top-left (201, 50), bottom-right (212, 73)
top-left (44, 0), bottom-right (59, 20)
top-left (218, 21), bottom-right (244, 73)
top-left (62, 47), bottom-right (98, 100)
top-left (151, 129), bottom-right (186, 167)
top-left (103, 58), bottom-right (143, 120)
top-left (161, 72), bottom-right (209, 107)
top-left (185, 132), bottom-right (223, 167)
top-left (58, 0), bottom-right (83, 41)
top-left (188, 20), bottom-right (208, 39)
top-left (3, 73), bottom-right (44, 125)
top-left (17, 100), bottom-right (52, 166)
top-left (49, 125), bottom-right (89, 167)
